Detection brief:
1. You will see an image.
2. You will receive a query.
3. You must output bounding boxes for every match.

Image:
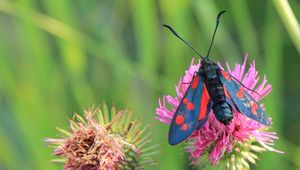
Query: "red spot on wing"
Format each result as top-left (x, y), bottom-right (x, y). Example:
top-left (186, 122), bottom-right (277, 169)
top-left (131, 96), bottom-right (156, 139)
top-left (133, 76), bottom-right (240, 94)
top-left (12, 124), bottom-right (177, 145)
top-left (183, 98), bottom-right (188, 104)
top-left (198, 85), bottom-right (210, 120)
top-left (236, 87), bottom-right (244, 99)
top-left (221, 70), bottom-right (231, 81)
top-left (175, 115), bottom-right (184, 125)
top-left (181, 124), bottom-right (188, 131)
top-left (187, 102), bottom-right (195, 110)
top-left (223, 86), bottom-right (231, 98)
top-left (191, 76), bottom-right (199, 89)
top-left (251, 102), bottom-right (258, 115)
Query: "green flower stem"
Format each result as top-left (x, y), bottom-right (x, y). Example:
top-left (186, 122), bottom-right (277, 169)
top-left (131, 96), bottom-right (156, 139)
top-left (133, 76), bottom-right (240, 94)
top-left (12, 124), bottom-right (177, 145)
top-left (272, 0), bottom-right (300, 54)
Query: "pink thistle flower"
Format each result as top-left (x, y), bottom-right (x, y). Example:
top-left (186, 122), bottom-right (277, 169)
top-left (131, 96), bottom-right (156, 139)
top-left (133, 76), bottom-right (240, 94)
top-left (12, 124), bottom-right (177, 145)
top-left (156, 54), bottom-right (282, 168)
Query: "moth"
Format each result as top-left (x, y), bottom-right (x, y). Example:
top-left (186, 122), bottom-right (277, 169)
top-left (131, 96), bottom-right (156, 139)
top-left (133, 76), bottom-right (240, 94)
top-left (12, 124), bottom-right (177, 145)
top-left (164, 10), bottom-right (271, 145)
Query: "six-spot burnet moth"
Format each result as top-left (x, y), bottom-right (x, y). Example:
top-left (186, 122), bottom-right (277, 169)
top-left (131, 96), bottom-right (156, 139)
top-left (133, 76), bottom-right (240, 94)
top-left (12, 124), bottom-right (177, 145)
top-left (163, 10), bottom-right (271, 145)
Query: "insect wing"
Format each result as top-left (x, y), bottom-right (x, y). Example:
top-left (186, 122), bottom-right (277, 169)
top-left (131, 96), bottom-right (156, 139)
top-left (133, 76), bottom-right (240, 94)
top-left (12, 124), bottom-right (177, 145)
top-left (196, 85), bottom-right (212, 130)
top-left (219, 70), bottom-right (271, 125)
top-left (169, 75), bottom-right (212, 145)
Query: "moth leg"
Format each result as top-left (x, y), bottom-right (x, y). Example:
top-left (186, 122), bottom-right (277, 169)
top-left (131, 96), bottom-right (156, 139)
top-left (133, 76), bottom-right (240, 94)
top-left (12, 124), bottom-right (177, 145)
top-left (182, 72), bottom-right (198, 84)
top-left (229, 75), bottom-right (260, 96)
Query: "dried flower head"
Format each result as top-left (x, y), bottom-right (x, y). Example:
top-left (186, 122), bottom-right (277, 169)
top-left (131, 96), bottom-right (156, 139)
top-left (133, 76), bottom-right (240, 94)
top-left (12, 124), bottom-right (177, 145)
top-left (156, 54), bottom-right (282, 169)
top-left (46, 104), bottom-right (158, 170)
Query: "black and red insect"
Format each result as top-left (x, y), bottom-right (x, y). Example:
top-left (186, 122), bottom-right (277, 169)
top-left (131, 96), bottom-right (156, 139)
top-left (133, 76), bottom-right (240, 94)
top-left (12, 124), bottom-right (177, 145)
top-left (164, 10), bottom-right (271, 145)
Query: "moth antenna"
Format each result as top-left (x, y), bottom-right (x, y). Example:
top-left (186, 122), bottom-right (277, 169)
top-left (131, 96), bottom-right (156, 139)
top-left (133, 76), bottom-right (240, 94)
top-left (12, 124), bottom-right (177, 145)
top-left (206, 10), bottom-right (226, 58)
top-left (163, 24), bottom-right (203, 59)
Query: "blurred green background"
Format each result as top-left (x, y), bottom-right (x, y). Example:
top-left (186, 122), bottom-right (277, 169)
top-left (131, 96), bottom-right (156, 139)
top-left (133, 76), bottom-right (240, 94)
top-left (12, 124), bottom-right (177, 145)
top-left (0, 0), bottom-right (299, 169)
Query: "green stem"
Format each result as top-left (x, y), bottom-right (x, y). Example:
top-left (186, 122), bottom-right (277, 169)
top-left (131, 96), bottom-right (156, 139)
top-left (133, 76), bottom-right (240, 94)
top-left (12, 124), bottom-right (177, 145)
top-left (272, 0), bottom-right (300, 54)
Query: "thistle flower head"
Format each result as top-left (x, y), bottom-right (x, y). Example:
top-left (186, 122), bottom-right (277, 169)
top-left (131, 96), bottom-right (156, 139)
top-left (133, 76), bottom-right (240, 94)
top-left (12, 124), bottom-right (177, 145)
top-left (46, 104), bottom-right (158, 170)
top-left (156, 54), bottom-right (282, 168)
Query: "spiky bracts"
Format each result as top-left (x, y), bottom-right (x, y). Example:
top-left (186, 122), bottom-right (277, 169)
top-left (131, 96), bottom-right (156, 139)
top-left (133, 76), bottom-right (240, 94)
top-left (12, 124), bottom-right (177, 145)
top-left (45, 104), bottom-right (158, 170)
